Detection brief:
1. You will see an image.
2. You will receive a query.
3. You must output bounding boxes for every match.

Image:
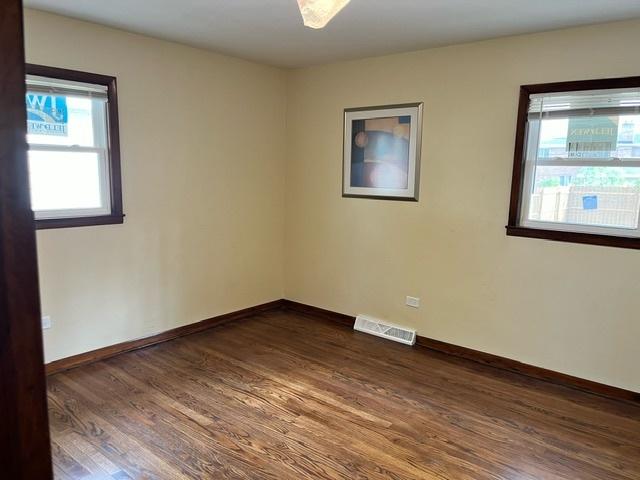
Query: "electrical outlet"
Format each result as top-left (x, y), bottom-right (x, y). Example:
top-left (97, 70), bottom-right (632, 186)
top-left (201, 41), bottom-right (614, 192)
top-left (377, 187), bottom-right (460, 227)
top-left (42, 315), bottom-right (52, 330)
top-left (406, 296), bottom-right (420, 308)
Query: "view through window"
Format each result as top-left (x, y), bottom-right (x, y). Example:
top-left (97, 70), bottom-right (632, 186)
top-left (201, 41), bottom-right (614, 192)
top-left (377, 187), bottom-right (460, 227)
top-left (518, 85), bottom-right (640, 239)
top-left (25, 65), bottom-right (122, 229)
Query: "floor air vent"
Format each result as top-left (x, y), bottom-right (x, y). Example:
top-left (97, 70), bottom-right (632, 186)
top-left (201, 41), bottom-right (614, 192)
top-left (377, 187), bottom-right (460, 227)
top-left (354, 315), bottom-right (416, 346)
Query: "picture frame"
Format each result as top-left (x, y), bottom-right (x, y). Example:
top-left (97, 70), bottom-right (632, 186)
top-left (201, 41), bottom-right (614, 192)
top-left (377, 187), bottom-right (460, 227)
top-left (343, 102), bottom-right (423, 201)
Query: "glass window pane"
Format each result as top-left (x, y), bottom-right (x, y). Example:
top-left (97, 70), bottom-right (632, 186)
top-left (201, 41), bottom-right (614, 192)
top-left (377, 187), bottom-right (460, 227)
top-left (536, 115), bottom-right (640, 161)
top-left (26, 95), bottom-right (106, 148)
top-left (527, 166), bottom-right (640, 229)
top-left (28, 150), bottom-right (103, 212)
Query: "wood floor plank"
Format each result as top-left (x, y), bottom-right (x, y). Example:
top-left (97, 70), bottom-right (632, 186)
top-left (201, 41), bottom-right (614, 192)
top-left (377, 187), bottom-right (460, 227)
top-left (231, 317), bottom-right (640, 470)
top-left (48, 379), bottom-right (191, 479)
top-left (192, 322), bottom-right (633, 480)
top-left (119, 348), bottom-right (420, 479)
top-left (49, 311), bottom-right (640, 479)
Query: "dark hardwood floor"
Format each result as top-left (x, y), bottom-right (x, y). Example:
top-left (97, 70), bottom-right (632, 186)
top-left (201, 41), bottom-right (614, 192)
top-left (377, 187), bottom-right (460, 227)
top-left (48, 310), bottom-right (640, 479)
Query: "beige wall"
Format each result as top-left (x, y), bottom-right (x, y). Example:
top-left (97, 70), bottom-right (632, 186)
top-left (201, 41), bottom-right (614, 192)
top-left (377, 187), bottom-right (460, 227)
top-left (25, 10), bottom-right (287, 362)
top-left (25, 9), bottom-right (640, 392)
top-left (285, 19), bottom-right (640, 392)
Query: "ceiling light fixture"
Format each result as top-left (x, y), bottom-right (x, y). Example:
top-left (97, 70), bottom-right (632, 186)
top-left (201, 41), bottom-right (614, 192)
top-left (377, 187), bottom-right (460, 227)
top-left (296, 0), bottom-right (351, 29)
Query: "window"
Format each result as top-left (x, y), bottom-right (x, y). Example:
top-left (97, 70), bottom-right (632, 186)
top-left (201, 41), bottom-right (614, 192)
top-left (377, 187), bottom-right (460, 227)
top-left (507, 77), bottom-right (640, 249)
top-left (25, 64), bottom-right (123, 229)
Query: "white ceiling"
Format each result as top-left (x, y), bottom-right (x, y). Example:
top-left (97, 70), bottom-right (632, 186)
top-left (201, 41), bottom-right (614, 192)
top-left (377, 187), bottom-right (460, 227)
top-left (25, 0), bottom-right (640, 68)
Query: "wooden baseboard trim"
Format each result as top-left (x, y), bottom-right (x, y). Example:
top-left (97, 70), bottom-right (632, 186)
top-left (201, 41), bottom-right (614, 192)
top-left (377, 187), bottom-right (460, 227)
top-left (280, 299), bottom-right (355, 327)
top-left (45, 300), bottom-right (284, 375)
top-left (415, 337), bottom-right (640, 404)
top-left (46, 298), bottom-right (640, 404)
top-left (282, 300), bottom-right (640, 405)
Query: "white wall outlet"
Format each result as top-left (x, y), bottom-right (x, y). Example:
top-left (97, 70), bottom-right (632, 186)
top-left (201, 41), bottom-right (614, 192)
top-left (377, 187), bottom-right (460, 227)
top-left (406, 296), bottom-right (420, 308)
top-left (42, 315), bottom-right (52, 330)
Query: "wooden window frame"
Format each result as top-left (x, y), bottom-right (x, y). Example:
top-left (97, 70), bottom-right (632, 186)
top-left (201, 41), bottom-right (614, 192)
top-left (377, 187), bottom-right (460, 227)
top-left (26, 64), bottom-right (124, 230)
top-left (506, 76), bottom-right (640, 250)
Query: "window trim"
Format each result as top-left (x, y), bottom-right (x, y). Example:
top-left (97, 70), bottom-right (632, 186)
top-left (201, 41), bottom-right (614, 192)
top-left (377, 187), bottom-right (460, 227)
top-left (25, 64), bottom-right (124, 230)
top-left (506, 76), bottom-right (640, 250)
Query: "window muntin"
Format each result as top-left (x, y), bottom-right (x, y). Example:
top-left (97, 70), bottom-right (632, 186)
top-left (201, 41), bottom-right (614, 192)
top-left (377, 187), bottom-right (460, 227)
top-left (24, 66), bottom-right (123, 229)
top-left (519, 87), bottom-right (640, 238)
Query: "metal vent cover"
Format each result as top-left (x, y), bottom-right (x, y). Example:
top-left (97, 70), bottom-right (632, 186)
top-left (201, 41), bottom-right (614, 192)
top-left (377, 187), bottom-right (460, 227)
top-left (354, 315), bottom-right (416, 346)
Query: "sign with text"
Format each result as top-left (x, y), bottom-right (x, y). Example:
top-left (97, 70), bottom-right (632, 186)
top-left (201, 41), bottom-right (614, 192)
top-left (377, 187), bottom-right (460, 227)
top-left (26, 93), bottom-right (68, 136)
top-left (567, 116), bottom-right (618, 159)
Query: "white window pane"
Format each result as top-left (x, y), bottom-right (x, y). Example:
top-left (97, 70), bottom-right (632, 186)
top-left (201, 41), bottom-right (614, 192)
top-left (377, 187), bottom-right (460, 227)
top-left (28, 150), bottom-right (103, 211)
top-left (527, 166), bottom-right (640, 229)
top-left (26, 96), bottom-right (106, 148)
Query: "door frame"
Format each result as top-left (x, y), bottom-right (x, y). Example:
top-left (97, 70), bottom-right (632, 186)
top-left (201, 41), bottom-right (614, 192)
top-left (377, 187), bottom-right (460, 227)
top-left (0, 0), bottom-right (53, 477)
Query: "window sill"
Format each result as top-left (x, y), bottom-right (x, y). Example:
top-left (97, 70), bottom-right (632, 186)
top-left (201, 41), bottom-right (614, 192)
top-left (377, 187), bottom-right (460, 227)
top-left (35, 214), bottom-right (125, 230)
top-left (505, 225), bottom-right (640, 250)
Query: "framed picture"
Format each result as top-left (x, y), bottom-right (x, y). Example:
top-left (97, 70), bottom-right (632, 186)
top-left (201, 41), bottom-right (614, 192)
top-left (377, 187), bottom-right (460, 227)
top-left (343, 102), bottom-right (423, 201)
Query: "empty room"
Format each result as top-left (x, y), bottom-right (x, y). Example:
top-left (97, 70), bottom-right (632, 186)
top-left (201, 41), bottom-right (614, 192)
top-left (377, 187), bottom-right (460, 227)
top-left (2, 0), bottom-right (640, 479)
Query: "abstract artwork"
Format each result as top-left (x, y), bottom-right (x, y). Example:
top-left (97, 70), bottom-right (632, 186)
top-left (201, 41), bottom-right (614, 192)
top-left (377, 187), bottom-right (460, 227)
top-left (343, 103), bottom-right (423, 200)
